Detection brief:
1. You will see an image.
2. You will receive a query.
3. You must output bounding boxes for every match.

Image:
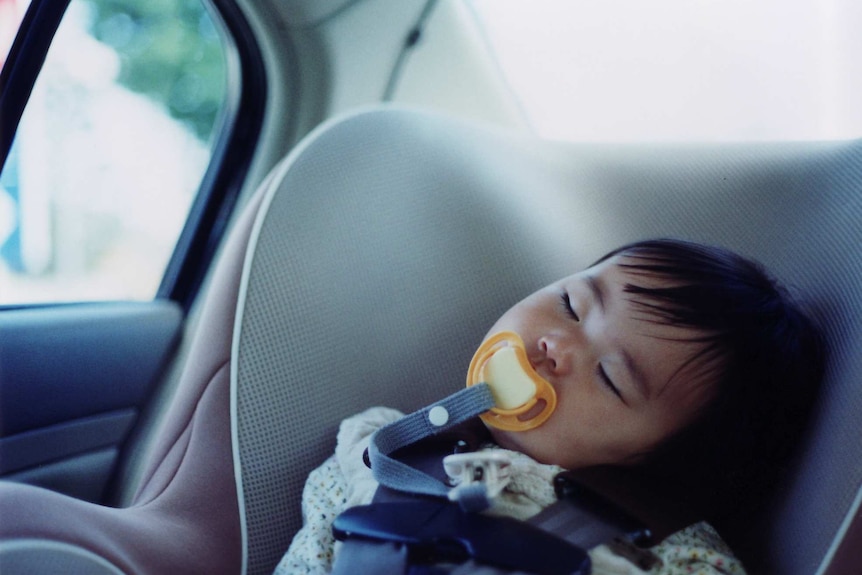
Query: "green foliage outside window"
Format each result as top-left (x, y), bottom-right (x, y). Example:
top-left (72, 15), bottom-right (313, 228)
top-left (84, 0), bottom-right (226, 142)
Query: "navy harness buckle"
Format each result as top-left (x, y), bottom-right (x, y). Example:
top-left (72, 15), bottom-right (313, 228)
top-left (333, 500), bottom-right (591, 575)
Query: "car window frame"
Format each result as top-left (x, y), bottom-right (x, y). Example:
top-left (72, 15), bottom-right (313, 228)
top-left (0, 0), bottom-right (267, 312)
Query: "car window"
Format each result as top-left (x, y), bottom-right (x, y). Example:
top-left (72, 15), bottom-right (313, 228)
top-left (0, 0), bottom-right (226, 304)
top-left (467, 0), bottom-right (862, 142)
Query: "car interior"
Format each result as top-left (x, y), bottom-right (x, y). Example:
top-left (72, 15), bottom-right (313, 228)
top-left (1, 1), bottom-right (860, 574)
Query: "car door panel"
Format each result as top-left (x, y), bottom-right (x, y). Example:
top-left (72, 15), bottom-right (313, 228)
top-left (0, 301), bottom-right (182, 501)
top-left (4, 445), bottom-right (122, 503)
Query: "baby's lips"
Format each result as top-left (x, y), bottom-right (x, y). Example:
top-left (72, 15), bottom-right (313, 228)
top-left (466, 331), bottom-right (557, 432)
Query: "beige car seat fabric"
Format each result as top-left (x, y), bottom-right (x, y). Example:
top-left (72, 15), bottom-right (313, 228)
top-left (232, 107), bottom-right (861, 574)
top-left (0, 186), bottom-right (265, 574)
top-left (0, 540), bottom-right (125, 575)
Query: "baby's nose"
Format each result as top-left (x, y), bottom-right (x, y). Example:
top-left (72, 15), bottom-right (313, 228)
top-left (538, 336), bottom-right (571, 376)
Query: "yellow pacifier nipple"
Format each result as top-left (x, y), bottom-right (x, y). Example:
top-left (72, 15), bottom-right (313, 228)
top-left (466, 331), bottom-right (557, 431)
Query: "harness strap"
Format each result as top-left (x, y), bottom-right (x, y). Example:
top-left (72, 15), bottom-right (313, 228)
top-left (333, 540), bottom-right (410, 575)
top-left (543, 472), bottom-right (652, 549)
top-left (336, 388), bottom-right (658, 574)
top-left (332, 501), bottom-right (592, 575)
top-left (331, 493), bottom-right (651, 575)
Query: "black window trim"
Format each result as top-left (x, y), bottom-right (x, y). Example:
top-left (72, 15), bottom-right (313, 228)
top-left (158, 0), bottom-right (267, 310)
top-left (0, 0), bottom-right (268, 312)
top-left (0, 0), bottom-right (69, 165)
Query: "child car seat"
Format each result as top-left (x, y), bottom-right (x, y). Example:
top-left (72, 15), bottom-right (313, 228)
top-left (2, 107), bottom-right (861, 575)
top-left (233, 108), bottom-right (862, 574)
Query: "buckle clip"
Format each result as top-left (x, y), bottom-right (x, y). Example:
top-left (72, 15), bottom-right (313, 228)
top-left (443, 451), bottom-right (512, 506)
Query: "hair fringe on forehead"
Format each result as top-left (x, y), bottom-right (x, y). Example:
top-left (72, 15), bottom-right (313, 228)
top-left (594, 238), bottom-right (780, 336)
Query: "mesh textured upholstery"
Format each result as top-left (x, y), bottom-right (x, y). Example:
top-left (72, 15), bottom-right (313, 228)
top-left (232, 107), bottom-right (862, 574)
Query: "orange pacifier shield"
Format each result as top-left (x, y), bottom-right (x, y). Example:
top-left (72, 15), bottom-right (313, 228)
top-left (466, 331), bottom-right (557, 431)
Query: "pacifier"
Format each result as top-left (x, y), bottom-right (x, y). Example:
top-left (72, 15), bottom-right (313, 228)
top-left (466, 331), bottom-right (557, 432)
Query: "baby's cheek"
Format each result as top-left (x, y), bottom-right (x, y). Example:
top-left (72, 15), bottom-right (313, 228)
top-left (497, 427), bottom-right (559, 465)
top-left (486, 426), bottom-right (515, 449)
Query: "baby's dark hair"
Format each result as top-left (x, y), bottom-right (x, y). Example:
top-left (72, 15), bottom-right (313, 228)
top-left (594, 238), bottom-right (826, 520)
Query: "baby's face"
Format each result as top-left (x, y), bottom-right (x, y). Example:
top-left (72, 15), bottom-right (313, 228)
top-left (482, 255), bottom-right (714, 470)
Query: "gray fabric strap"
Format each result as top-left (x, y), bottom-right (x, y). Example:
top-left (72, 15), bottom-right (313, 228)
top-left (330, 540), bottom-right (409, 575)
top-left (447, 561), bottom-right (536, 575)
top-left (368, 383), bottom-right (496, 498)
top-left (530, 499), bottom-right (632, 551)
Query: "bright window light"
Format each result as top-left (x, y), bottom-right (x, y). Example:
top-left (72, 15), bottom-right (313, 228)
top-left (468, 0), bottom-right (862, 141)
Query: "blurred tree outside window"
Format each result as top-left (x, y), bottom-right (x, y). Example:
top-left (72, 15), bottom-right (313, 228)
top-left (89, 0), bottom-right (225, 141)
top-left (0, 0), bottom-right (227, 304)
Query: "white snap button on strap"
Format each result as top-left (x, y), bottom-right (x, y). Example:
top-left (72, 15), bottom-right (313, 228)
top-left (428, 405), bottom-right (449, 426)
